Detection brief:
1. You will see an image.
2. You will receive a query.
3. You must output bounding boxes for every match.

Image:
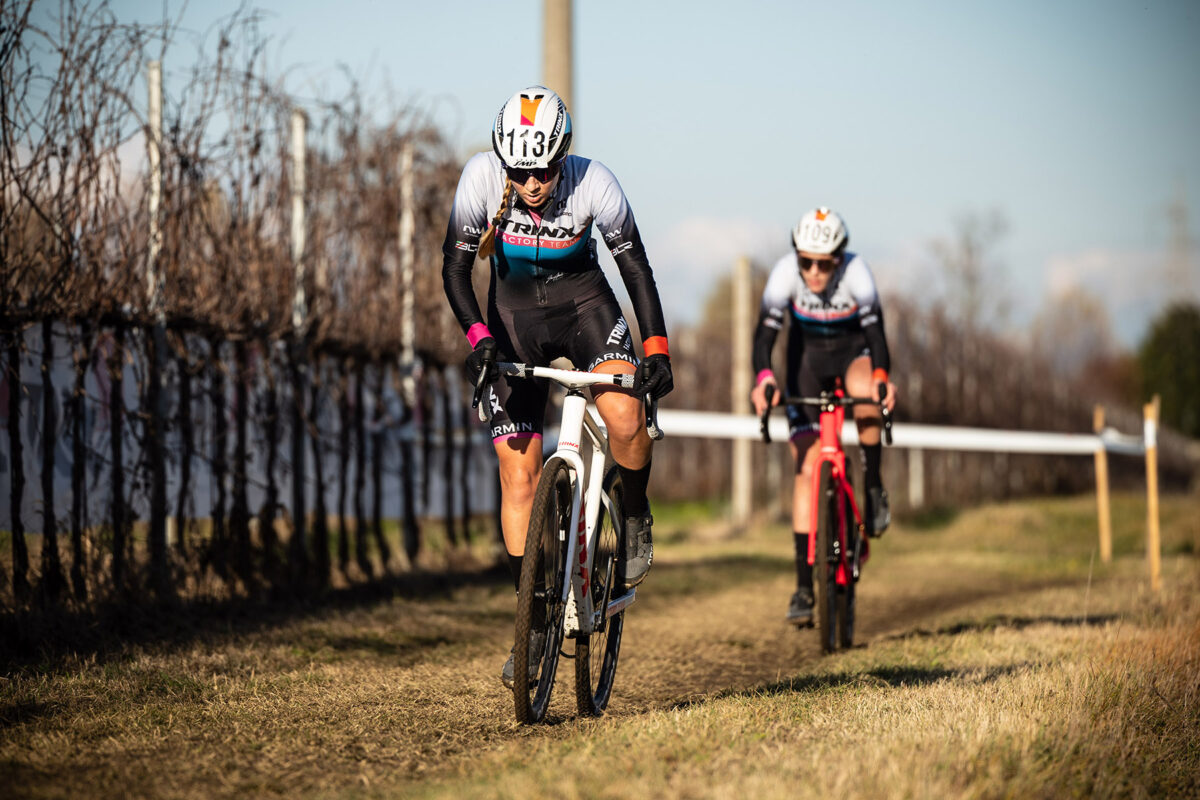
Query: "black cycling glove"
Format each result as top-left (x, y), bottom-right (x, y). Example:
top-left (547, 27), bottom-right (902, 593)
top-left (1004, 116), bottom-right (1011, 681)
top-left (465, 336), bottom-right (499, 384)
top-left (634, 353), bottom-right (673, 399)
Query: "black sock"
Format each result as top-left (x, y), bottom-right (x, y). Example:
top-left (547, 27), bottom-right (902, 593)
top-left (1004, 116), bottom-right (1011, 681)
top-left (793, 532), bottom-right (812, 590)
top-left (862, 443), bottom-right (882, 489)
top-left (507, 553), bottom-right (522, 592)
top-left (618, 458), bottom-right (652, 518)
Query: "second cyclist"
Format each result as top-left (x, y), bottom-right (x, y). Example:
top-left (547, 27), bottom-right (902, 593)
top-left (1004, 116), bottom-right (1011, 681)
top-left (749, 207), bottom-right (897, 625)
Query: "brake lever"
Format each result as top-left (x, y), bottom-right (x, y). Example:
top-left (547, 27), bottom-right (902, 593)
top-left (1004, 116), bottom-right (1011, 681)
top-left (644, 394), bottom-right (664, 441)
top-left (760, 383), bottom-right (775, 443)
top-left (878, 382), bottom-right (892, 446)
top-left (472, 366), bottom-right (493, 423)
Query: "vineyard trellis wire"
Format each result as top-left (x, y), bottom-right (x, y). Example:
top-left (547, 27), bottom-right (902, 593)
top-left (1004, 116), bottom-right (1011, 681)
top-left (1, 1), bottom-right (495, 610)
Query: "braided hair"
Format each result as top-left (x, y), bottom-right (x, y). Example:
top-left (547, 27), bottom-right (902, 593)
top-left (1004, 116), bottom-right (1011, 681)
top-left (477, 177), bottom-right (514, 260)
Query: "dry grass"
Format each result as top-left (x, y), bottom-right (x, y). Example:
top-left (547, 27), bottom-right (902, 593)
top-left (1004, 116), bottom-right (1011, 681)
top-left (3, 492), bottom-right (1198, 799)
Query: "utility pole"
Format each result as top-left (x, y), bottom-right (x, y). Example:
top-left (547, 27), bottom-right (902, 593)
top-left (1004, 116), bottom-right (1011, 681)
top-left (543, 0), bottom-right (573, 115)
top-left (1166, 182), bottom-right (1195, 301)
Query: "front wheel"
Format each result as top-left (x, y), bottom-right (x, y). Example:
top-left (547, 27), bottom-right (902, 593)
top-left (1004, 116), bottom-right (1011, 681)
top-left (814, 461), bottom-right (839, 654)
top-left (575, 467), bottom-right (625, 716)
top-left (513, 457), bottom-right (573, 724)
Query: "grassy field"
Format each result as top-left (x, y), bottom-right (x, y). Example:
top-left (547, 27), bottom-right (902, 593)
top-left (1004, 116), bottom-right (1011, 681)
top-left (2, 491), bottom-right (1198, 799)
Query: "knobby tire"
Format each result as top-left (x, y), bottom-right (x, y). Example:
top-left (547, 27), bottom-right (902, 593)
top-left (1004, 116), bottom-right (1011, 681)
top-left (815, 462), bottom-right (839, 654)
top-left (513, 457), bottom-right (572, 724)
top-left (574, 467), bottom-right (625, 716)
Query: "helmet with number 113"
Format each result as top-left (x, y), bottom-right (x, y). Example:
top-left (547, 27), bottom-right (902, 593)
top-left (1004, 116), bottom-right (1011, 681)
top-left (491, 85), bottom-right (573, 170)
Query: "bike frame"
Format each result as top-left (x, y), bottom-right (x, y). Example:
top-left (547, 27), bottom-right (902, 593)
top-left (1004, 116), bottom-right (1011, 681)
top-left (807, 385), bottom-right (867, 586)
top-left (483, 363), bottom-right (645, 637)
top-left (554, 388), bottom-right (638, 637)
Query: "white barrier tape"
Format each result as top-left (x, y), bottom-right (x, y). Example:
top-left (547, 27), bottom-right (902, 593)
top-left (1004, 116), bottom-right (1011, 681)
top-left (1144, 417), bottom-right (1158, 450)
top-left (1101, 428), bottom-right (1147, 457)
top-left (642, 410), bottom-right (1147, 457)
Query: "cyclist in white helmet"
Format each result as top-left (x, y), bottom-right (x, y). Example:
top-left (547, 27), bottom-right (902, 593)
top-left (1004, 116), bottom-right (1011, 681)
top-left (442, 86), bottom-right (673, 687)
top-left (750, 207), bottom-right (898, 625)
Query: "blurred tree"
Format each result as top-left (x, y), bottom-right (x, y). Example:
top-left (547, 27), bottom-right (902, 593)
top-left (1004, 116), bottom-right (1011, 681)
top-left (1030, 286), bottom-right (1116, 374)
top-left (1138, 303), bottom-right (1200, 436)
top-left (931, 209), bottom-right (1010, 332)
top-left (1079, 351), bottom-right (1140, 407)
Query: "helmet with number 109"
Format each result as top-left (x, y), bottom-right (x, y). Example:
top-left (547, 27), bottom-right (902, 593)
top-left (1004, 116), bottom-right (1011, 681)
top-left (491, 86), bottom-right (573, 170)
top-left (792, 207), bottom-right (849, 255)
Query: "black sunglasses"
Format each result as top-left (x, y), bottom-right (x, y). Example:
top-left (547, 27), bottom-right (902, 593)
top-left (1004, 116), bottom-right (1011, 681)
top-left (798, 254), bottom-right (840, 273)
top-left (505, 162), bottom-right (561, 184)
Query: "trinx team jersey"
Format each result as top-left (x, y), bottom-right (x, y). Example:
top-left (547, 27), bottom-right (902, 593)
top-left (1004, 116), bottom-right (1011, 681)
top-left (441, 152), bottom-right (668, 352)
top-left (753, 251), bottom-right (890, 375)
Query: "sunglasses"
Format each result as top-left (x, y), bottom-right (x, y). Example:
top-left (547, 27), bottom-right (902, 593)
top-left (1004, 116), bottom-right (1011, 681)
top-left (798, 254), bottom-right (840, 273)
top-left (505, 163), bottom-right (561, 184)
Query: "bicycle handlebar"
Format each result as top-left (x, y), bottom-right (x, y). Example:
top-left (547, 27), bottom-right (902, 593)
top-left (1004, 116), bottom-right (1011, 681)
top-left (759, 383), bottom-right (893, 445)
top-left (472, 362), bottom-right (663, 440)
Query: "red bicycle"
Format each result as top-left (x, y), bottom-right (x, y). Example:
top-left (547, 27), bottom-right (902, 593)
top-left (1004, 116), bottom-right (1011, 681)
top-left (759, 380), bottom-right (892, 653)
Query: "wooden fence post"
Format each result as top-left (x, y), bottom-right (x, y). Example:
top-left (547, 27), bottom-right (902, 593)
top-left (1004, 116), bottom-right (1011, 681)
top-left (1143, 395), bottom-right (1161, 591)
top-left (908, 448), bottom-right (925, 510)
top-left (731, 256), bottom-right (752, 527)
top-left (1093, 405), bottom-right (1112, 563)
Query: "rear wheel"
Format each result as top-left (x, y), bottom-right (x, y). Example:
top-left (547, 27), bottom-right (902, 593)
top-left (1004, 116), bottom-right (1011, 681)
top-left (513, 457), bottom-right (572, 724)
top-left (575, 467), bottom-right (624, 716)
top-left (814, 462), bottom-right (839, 654)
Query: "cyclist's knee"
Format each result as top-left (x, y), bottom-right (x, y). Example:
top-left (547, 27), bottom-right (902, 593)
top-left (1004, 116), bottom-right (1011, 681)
top-left (497, 451), bottom-right (541, 504)
top-left (499, 466), bottom-right (538, 505)
top-left (599, 403), bottom-right (644, 447)
top-left (790, 436), bottom-right (819, 474)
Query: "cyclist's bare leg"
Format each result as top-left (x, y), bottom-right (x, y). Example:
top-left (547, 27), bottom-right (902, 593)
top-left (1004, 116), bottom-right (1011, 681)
top-left (495, 436), bottom-right (543, 557)
top-left (845, 354), bottom-right (894, 533)
top-left (789, 434), bottom-right (821, 533)
top-left (591, 360), bottom-right (650, 470)
top-left (845, 356), bottom-right (881, 445)
top-left (787, 433), bottom-right (821, 618)
top-left (592, 359), bottom-right (656, 586)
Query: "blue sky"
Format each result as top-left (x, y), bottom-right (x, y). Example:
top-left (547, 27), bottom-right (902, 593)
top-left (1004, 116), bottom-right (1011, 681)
top-left (97, 0), bottom-right (1200, 347)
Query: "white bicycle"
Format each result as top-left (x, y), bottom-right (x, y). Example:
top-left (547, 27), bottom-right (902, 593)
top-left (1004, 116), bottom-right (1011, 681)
top-left (473, 361), bottom-right (663, 723)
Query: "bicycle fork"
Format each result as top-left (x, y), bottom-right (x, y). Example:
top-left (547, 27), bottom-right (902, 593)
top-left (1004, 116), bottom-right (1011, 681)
top-left (557, 390), bottom-right (624, 639)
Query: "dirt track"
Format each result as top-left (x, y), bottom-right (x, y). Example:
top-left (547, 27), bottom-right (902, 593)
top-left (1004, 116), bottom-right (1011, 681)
top-left (0, 517), bottom-right (1098, 798)
top-left (368, 529), bottom-right (1043, 741)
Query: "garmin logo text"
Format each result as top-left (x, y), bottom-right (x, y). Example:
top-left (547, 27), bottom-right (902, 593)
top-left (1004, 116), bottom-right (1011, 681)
top-left (587, 352), bottom-right (636, 371)
top-left (491, 421), bottom-right (536, 438)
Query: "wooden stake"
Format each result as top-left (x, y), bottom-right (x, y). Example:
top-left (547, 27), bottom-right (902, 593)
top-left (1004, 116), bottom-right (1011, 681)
top-left (1144, 395), bottom-right (1161, 591)
top-left (732, 256), bottom-right (752, 526)
top-left (1093, 405), bottom-right (1112, 563)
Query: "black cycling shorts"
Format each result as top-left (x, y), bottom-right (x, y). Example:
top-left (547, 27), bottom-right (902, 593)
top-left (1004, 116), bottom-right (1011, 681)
top-left (482, 271), bottom-right (638, 442)
top-left (785, 327), bottom-right (870, 439)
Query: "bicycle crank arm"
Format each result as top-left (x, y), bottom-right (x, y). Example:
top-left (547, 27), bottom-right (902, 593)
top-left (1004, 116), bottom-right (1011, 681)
top-left (607, 588), bottom-right (636, 619)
